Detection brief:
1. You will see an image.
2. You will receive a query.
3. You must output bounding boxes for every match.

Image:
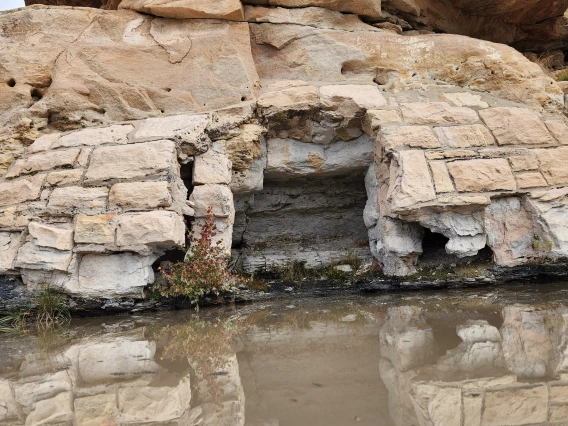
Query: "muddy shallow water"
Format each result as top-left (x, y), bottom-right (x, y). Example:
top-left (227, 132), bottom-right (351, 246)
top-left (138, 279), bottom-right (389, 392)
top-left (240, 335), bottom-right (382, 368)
top-left (2, 283), bottom-right (568, 425)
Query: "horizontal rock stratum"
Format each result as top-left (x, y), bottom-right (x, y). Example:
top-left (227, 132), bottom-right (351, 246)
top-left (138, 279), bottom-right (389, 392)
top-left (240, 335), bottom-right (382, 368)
top-left (2, 2), bottom-right (568, 304)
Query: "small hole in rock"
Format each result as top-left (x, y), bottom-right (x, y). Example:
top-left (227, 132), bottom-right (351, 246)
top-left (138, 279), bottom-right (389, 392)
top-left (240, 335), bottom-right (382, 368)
top-left (6, 78), bottom-right (16, 87)
top-left (30, 88), bottom-right (42, 101)
top-left (160, 109), bottom-right (165, 114)
top-left (241, 96), bottom-right (246, 102)
top-left (164, 87), bottom-right (172, 92)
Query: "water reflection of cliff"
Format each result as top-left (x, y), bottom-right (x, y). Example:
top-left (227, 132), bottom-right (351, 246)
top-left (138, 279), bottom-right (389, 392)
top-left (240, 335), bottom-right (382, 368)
top-left (380, 304), bottom-right (568, 426)
top-left (2, 295), bottom-right (568, 425)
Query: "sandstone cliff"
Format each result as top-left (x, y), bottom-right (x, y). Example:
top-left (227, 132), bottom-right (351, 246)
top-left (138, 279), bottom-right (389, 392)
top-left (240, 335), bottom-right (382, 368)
top-left (2, 1), bottom-right (568, 306)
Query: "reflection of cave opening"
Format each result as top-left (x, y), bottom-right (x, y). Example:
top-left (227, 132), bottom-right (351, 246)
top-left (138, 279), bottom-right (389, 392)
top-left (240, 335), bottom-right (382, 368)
top-left (232, 171), bottom-right (371, 271)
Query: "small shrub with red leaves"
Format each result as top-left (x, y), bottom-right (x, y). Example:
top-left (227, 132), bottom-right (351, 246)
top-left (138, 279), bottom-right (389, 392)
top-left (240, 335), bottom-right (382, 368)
top-left (159, 207), bottom-right (248, 307)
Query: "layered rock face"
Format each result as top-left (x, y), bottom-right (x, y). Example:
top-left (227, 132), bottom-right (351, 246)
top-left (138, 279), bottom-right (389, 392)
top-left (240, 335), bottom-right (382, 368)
top-left (2, 2), bottom-right (568, 302)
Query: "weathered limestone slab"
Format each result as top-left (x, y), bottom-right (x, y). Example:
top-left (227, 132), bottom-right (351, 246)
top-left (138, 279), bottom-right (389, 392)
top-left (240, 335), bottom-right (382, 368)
top-left (257, 84), bottom-right (320, 117)
top-left (230, 139), bottom-right (267, 193)
top-left (244, 5), bottom-right (379, 32)
top-left (190, 184), bottom-right (235, 221)
top-left (320, 84), bottom-right (387, 113)
top-left (0, 232), bottom-right (24, 273)
top-left (400, 102), bottom-right (478, 125)
top-left (442, 92), bottom-right (489, 108)
top-left (363, 110), bottom-right (401, 135)
top-left (48, 187), bottom-right (109, 214)
top-left (116, 211), bottom-right (185, 247)
top-left (0, 379), bottom-right (18, 422)
top-left (480, 107), bottom-right (556, 146)
top-left (509, 155), bottom-right (539, 172)
top-left (0, 174), bottom-right (45, 207)
top-left (74, 213), bottom-right (117, 244)
top-left (52, 124), bottom-right (133, 149)
top-left (434, 124), bottom-right (494, 148)
top-left (545, 119), bottom-right (568, 145)
top-left (266, 136), bottom-right (373, 176)
top-left (486, 197), bottom-right (536, 266)
top-left (45, 169), bottom-right (83, 187)
top-left (28, 222), bottom-right (74, 251)
top-left (85, 141), bottom-right (177, 184)
top-left (380, 126), bottom-right (440, 151)
top-left (515, 171), bottom-right (547, 189)
top-left (387, 150), bottom-right (436, 211)
top-left (483, 385), bottom-right (548, 425)
top-left (6, 149), bottom-right (80, 178)
top-left (109, 181), bottom-right (172, 210)
top-left (193, 144), bottom-right (232, 185)
top-left (119, 0), bottom-right (244, 20)
top-left (447, 159), bottom-right (516, 192)
top-left (226, 124), bottom-right (264, 171)
top-left (429, 161), bottom-right (454, 193)
top-left (412, 385), bottom-right (462, 426)
top-left (77, 253), bottom-right (156, 297)
top-left (533, 147), bottom-right (568, 185)
top-left (27, 133), bottom-right (61, 154)
top-left (15, 242), bottom-right (72, 272)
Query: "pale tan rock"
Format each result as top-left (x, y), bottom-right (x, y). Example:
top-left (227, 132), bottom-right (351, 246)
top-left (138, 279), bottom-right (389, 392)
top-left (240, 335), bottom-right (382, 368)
top-left (74, 213), bottom-right (117, 244)
top-left (545, 118), bottom-right (568, 145)
top-left (118, 377), bottom-right (191, 423)
top-left (462, 392), bottom-right (482, 426)
top-left (15, 242), bottom-right (73, 272)
top-left (362, 110), bottom-right (402, 135)
top-left (550, 405), bottom-right (568, 423)
top-left (226, 124), bottom-right (265, 171)
top-left (109, 181), bottom-right (172, 210)
top-left (250, 24), bottom-right (562, 113)
top-left (119, 0), bottom-right (244, 20)
top-left (48, 187), bottom-right (108, 214)
top-left (442, 92), bottom-right (489, 108)
top-left (28, 222), bottom-right (74, 251)
top-left (515, 171), bottom-right (548, 189)
top-left (0, 9), bottom-right (259, 132)
top-left (0, 379), bottom-right (18, 422)
top-left (45, 169), bottom-right (83, 187)
top-left (429, 161), bottom-right (454, 193)
top-left (434, 124), bottom-right (494, 148)
top-left (380, 126), bottom-right (440, 151)
top-left (5, 148), bottom-right (80, 178)
top-left (480, 107), bottom-right (556, 146)
top-left (0, 207), bottom-right (18, 228)
top-left (27, 133), bottom-right (61, 154)
top-left (84, 141), bottom-right (177, 184)
top-left (412, 385), bottom-right (462, 426)
top-left (190, 184), bottom-right (235, 221)
top-left (244, 5), bottom-right (379, 32)
top-left (483, 385), bottom-right (548, 426)
top-left (320, 85), bottom-right (387, 114)
top-left (77, 253), bottom-right (156, 297)
top-left (486, 197), bottom-right (536, 266)
top-left (257, 85), bottom-right (320, 117)
top-left (258, 0), bottom-right (382, 18)
top-left (400, 102), bottom-right (478, 124)
top-left (52, 124), bottom-right (133, 149)
top-left (0, 174), bottom-right (46, 207)
top-left (533, 147), bottom-right (568, 185)
top-left (550, 385), bottom-right (568, 404)
top-left (116, 211), bottom-right (185, 247)
top-left (193, 144), bottom-right (232, 185)
top-left (387, 150), bottom-right (437, 211)
top-left (25, 391), bottom-right (73, 426)
top-left (509, 155), bottom-right (538, 171)
top-left (76, 148), bottom-right (92, 168)
top-left (0, 232), bottom-right (24, 273)
top-left (447, 159), bottom-right (516, 192)
top-left (74, 393), bottom-right (118, 426)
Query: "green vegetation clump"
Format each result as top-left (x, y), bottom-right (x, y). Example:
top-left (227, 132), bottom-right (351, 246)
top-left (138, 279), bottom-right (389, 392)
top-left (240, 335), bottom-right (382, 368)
top-left (0, 286), bottom-right (70, 334)
top-left (557, 69), bottom-right (568, 81)
top-left (159, 207), bottom-right (250, 307)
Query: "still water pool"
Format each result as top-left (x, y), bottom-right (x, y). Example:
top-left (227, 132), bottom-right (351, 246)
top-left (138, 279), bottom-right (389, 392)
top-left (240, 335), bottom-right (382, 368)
top-left (2, 283), bottom-right (568, 425)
